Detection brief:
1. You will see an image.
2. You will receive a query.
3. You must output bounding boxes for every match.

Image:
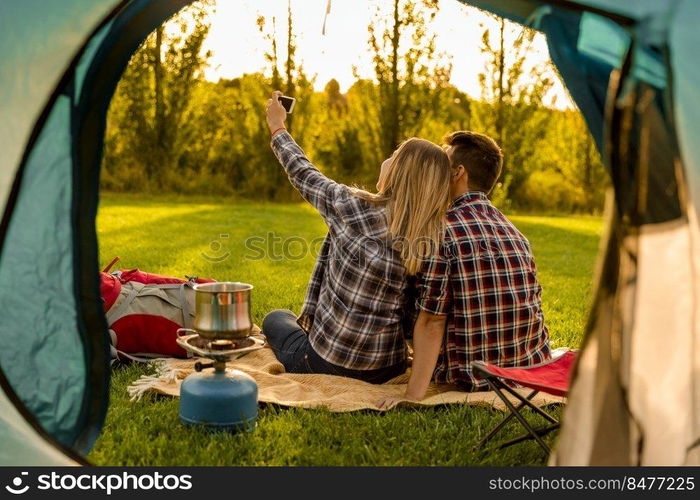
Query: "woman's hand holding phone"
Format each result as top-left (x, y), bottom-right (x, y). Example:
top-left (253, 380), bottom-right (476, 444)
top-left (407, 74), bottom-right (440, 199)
top-left (266, 90), bottom-right (287, 135)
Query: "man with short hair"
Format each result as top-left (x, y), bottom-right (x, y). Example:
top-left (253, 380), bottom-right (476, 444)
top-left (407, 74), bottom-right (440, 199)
top-left (379, 131), bottom-right (551, 406)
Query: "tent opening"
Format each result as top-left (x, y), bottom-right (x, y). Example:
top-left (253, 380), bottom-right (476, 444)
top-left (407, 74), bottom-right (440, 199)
top-left (93, 0), bottom-right (606, 463)
top-left (1, 0), bottom-right (696, 467)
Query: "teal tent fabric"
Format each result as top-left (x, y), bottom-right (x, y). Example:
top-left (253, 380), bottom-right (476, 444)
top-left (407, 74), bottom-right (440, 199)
top-left (0, 0), bottom-right (191, 462)
top-left (0, 94), bottom-right (83, 447)
top-left (577, 12), bottom-right (666, 89)
top-left (671, 0), bottom-right (700, 211)
top-left (0, 0), bottom-right (120, 214)
top-left (0, 0), bottom-right (123, 464)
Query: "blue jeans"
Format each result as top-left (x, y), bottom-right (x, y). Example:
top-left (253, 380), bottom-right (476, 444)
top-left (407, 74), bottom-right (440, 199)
top-left (262, 309), bottom-right (406, 384)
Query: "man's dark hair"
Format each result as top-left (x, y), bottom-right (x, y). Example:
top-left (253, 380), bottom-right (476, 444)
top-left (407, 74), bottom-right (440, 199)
top-left (443, 131), bottom-right (503, 194)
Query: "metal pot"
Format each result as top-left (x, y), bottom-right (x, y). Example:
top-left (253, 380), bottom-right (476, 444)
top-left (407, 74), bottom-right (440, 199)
top-left (193, 282), bottom-right (253, 340)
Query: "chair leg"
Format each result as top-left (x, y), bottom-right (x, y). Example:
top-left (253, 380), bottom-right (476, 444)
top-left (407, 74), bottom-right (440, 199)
top-left (498, 383), bottom-right (559, 425)
top-left (474, 389), bottom-right (539, 450)
top-left (486, 379), bottom-right (551, 454)
top-left (498, 423), bottom-right (559, 450)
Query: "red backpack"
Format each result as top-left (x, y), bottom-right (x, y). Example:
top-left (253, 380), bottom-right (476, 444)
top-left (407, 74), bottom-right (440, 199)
top-left (100, 257), bottom-right (215, 362)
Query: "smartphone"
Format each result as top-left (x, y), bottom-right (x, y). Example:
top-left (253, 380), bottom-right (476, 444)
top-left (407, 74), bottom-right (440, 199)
top-left (278, 95), bottom-right (296, 114)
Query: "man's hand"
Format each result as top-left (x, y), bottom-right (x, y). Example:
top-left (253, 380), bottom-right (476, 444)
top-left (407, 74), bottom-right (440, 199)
top-left (376, 393), bottom-right (420, 410)
top-left (401, 311), bottom-right (446, 402)
top-left (266, 90), bottom-right (287, 134)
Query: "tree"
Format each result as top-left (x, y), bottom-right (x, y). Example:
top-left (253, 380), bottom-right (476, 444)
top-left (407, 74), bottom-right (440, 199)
top-left (104, 2), bottom-right (213, 189)
top-left (366, 0), bottom-right (453, 160)
top-left (257, 1), bottom-right (315, 139)
top-left (472, 16), bottom-right (554, 207)
top-left (310, 79), bottom-right (364, 185)
top-left (324, 78), bottom-right (348, 115)
top-left (524, 109), bottom-right (607, 212)
top-left (101, 2), bottom-right (605, 213)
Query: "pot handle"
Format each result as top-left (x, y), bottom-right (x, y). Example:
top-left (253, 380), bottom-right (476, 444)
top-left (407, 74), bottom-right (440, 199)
top-left (176, 328), bottom-right (198, 338)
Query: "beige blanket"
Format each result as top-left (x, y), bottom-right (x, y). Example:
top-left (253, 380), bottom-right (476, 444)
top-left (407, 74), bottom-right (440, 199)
top-left (128, 336), bottom-right (565, 411)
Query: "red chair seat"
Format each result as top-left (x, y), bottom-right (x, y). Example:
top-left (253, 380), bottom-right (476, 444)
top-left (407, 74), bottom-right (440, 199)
top-left (472, 350), bottom-right (577, 398)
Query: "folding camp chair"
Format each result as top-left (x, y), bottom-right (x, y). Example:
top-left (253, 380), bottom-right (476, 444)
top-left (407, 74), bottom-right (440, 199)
top-left (471, 350), bottom-right (578, 454)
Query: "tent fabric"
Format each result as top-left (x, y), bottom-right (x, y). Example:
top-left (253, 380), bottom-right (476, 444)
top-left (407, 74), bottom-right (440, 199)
top-left (576, 13), bottom-right (666, 89)
top-left (630, 219), bottom-right (694, 464)
top-left (572, 0), bottom-right (673, 21)
top-left (671, 0), bottom-right (700, 219)
top-left (0, 0), bottom-right (192, 465)
top-left (0, 0), bottom-right (122, 214)
top-left (0, 0), bottom-right (125, 466)
top-left (0, 94), bottom-right (85, 447)
top-left (0, 389), bottom-right (78, 466)
top-left (548, 1), bottom-right (698, 465)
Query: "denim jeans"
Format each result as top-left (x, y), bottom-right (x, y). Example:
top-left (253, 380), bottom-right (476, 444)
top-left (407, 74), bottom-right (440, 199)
top-left (261, 309), bottom-right (406, 384)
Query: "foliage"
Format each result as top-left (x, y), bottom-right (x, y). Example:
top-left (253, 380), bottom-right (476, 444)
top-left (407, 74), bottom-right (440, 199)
top-left (102, 2), bottom-right (608, 213)
top-left (472, 16), bottom-right (553, 208)
top-left (365, 0), bottom-right (452, 159)
top-left (90, 195), bottom-right (603, 466)
top-left (523, 110), bottom-right (607, 213)
top-left (102, 2), bottom-right (213, 193)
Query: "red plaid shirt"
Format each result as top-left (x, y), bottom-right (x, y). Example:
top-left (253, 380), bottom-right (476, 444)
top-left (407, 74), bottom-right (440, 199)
top-left (415, 191), bottom-right (551, 389)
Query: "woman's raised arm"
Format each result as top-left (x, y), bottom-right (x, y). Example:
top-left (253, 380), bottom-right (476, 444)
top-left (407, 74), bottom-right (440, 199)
top-left (266, 91), bottom-right (346, 220)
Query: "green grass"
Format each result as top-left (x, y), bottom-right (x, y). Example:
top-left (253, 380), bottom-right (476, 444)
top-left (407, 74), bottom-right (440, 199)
top-left (89, 194), bottom-right (603, 466)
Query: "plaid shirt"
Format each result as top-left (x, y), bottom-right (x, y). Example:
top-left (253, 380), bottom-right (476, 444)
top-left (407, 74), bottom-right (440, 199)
top-left (270, 131), bottom-right (408, 370)
top-left (415, 191), bottom-right (551, 389)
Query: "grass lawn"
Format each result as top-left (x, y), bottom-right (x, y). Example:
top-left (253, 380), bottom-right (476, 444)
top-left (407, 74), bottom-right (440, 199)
top-left (89, 193), bottom-right (604, 466)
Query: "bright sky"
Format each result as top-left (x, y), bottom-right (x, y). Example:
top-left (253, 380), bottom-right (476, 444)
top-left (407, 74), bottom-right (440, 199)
top-left (202, 0), bottom-right (573, 108)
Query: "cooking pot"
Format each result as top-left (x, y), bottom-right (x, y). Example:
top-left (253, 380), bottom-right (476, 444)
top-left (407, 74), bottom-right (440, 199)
top-left (193, 282), bottom-right (253, 340)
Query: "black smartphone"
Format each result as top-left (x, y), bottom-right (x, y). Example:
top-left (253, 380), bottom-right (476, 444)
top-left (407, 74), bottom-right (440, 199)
top-left (278, 95), bottom-right (296, 114)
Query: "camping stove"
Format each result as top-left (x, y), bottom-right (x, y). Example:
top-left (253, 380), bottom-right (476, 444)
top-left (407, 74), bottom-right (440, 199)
top-left (175, 326), bottom-right (263, 431)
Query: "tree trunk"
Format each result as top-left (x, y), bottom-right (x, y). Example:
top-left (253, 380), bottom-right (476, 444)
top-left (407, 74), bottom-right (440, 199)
top-left (388, 0), bottom-right (401, 157)
top-left (285, 0), bottom-right (295, 133)
top-left (271, 17), bottom-right (282, 90)
top-left (496, 19), bottom-right (505, 148)
top-left (153, 26), bottom-right (165, 183)
top-left (496, 19), bottom-right (506, 186)
top-left (583, 134), bottom-right (593, 210)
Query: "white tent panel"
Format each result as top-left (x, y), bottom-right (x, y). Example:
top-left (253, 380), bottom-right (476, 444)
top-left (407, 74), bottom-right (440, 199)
top-left (631, 219), bottom-right (696, 465)
top-left (0, 0), bottom-right (119, 213)
top-left (0, 390), bottom-right (76, 466)
top-left (549, 335), bottom-right (601, 464)
top-left (688, 206), bottom-right (700, 465)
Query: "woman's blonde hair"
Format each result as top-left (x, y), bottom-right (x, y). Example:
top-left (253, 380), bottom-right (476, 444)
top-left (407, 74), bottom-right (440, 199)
top-left (354, 138), bottom-right (452, 275)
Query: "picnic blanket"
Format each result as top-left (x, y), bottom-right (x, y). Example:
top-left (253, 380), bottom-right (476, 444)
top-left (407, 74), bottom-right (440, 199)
top-left (127, 330), bottom-right (567, 412)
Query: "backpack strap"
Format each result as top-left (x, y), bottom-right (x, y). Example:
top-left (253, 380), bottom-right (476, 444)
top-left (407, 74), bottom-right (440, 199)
top-left (179, 281), bottom-right (193, 330)
top-left (107, 329), bottom-right (155, 364)
top-left (102, 256), bottom-right (121, 273)
top-left (105, 281), bottom-right (144, 325)
top-left (141, 281), bottom-right (195, 329)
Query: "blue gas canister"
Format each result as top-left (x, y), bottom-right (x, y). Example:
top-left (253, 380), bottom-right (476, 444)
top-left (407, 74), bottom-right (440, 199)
top-left (179, 361), bottom-right (258, 431)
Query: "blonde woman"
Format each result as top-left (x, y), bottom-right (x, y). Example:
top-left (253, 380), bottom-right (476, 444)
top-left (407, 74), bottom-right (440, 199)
top-left (262, 91), bottom-right (451, 383)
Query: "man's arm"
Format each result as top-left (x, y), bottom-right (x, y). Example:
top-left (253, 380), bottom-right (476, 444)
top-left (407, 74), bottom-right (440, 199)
top-left (404, 310), bottom-right (446, 400)
top-left (377, 239), bottom-right (451, 409)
